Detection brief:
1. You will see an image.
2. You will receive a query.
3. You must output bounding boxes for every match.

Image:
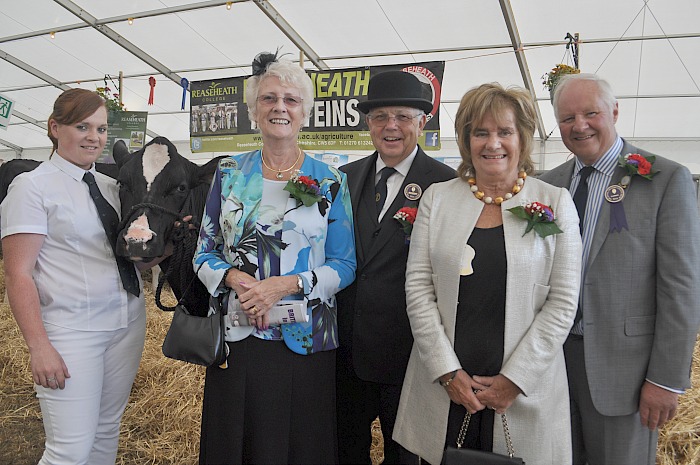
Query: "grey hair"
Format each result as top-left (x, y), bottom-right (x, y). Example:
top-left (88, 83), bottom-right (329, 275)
top-left (245, 58), bottom-right (314, 126)
top-left (552, 73), bottom-right (617, 120)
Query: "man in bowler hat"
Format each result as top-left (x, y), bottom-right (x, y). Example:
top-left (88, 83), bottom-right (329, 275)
top-left (336, 71), bottom-right (455, 464)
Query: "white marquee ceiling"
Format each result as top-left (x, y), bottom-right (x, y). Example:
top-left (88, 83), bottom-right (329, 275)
top-left (1, 0), bottom-right (699, 160)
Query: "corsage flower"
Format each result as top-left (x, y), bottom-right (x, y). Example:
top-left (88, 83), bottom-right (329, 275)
top-left (393, 207), bottom-right (418, 235)
top-left (284, 171), bottom-right (323, 206)
top-left (618, 153), bottom-right (658, 180)
top-left (507, 202), bottom-right (563, 238)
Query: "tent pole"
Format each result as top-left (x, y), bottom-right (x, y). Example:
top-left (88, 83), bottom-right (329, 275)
top-left (118, 71), bottom-right (124, 107)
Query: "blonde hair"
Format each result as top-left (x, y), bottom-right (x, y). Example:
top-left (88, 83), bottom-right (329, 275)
top-left (454, 83), bottom-right (536, 180)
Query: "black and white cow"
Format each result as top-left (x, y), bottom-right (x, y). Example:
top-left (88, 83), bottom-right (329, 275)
top-left (113, 137), bottom-right (223, 316)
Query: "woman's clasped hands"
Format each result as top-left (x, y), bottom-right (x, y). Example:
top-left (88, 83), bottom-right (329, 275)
top-left (443, 370), bottom-right (521, 415)
top-left (224, 268), bottom-right (298, 329)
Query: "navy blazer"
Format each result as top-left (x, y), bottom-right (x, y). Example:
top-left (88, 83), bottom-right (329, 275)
top-left (336, 146), bottom-right (456, 384)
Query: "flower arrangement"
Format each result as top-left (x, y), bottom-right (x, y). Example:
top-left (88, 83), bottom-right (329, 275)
top-left (96, 86), bottom-right (125, 112)
top-left (618, 153), bottom-right (658, 180)
top-left (284, 171), bottom-right (323, 206)
top-left (393, 207), bottom-right (418, 235)
top-left (507, 202), bottom-right (563, 238)
top-left (542, 64), bottom-right (580, 92)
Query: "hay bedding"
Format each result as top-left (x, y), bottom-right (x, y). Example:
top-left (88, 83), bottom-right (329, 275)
top-left (0, 264), bottom-right (698, 465)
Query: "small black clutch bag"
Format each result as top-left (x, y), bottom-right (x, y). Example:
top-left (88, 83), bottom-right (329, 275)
top-left (443, 412), bottom-right (525, 465)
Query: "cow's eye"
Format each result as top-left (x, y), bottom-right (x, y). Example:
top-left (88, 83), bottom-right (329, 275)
top-left (176, 184), bottom-right (187, 193)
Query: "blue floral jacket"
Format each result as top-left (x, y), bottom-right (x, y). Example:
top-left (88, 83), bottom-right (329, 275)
top-left (193, 150), bottom-right (356, 354)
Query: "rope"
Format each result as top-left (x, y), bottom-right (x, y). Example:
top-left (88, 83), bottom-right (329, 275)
top-left (154, 216), bottom-right (201, 312)
top-left (632, 7), bottom-right (648, 136)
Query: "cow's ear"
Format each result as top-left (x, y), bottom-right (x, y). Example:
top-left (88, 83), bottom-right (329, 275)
top-left (113, 140), bottom-right (130, 167)
top-left (196, 156), bottom-right (224, 186)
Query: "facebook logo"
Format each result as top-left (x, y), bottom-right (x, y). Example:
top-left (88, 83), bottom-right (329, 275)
top-left (425, 131), bottom-right (439, 147)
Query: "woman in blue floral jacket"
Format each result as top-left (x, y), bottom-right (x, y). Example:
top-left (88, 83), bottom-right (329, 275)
top-left (193, 53), bottom-right (356, 464)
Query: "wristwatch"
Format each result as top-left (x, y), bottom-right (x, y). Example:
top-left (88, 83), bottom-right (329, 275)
top-left (296, 274), bottom-right (304, 294)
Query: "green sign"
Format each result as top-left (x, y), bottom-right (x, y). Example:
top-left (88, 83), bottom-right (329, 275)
top-left (100, 110), bottom-right (149, 163)
top-left (0, 94), bottom-right (14, 130)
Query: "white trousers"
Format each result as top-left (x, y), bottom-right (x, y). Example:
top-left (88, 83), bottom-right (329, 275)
top-left (36, 310), bottom-right (146, 465)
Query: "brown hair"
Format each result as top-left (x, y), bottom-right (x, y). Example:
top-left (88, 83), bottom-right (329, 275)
top-left (47, 88), bottom-right (107, 154)
top-left (454, 83), bottom-right (536, 180)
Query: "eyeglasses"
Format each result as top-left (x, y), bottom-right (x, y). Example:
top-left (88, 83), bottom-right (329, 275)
top-left (366, 112), bottom-right (423, 125)
top-left (257, 94), bottom-right (303, 108)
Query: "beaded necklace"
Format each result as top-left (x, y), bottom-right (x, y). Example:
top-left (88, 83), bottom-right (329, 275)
top-left (468, 171), bottom-right (527, 205)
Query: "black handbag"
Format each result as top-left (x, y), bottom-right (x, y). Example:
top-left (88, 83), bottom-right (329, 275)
top-left (157, 263), bottom-right (228, 367)
top-left (443, 412), bottom-right (525, 465)
top-left (161, 297), bottom-right (228, 367)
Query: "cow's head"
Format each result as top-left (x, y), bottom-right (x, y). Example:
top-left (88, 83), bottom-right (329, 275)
top-left (113, 137), bottom-right (213, 261)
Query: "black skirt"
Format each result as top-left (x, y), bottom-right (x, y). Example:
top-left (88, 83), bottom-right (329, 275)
top-left (199, 337), bottom-right (337, 465)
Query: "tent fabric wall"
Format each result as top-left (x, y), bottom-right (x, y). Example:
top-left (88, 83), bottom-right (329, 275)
top-left (1, 0), bottom-right (698, 172)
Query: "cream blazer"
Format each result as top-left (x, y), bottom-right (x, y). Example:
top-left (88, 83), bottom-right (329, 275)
top-left (393, 177), bottom-right (582, 465)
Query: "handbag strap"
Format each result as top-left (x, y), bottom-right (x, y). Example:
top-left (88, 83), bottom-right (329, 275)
top-left (455, 412), bottom-right (516, 458)
top-left (155, 262), bottom-right (204, 311)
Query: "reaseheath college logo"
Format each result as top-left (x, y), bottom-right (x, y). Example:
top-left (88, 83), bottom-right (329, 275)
top-left (191, 82), bottom-right (239, 103)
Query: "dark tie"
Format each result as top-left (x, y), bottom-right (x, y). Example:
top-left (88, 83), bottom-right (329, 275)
top-left (572, 166), bottom-right (594, 234)
top-left (572, 166), bottom-right (594, 326)
top-left (375, 166), bottom-right (396, 218)
top-left (83, 172), bottom-right (140, 297)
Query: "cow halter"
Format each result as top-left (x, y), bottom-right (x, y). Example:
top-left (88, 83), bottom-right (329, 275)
top-left (261, 147), bottom-right (303, 179)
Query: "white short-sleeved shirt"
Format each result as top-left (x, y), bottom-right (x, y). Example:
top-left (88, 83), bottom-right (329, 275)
top-left (0, 153), bottom-right (143, 331)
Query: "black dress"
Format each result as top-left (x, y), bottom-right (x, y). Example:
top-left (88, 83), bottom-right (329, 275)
top-left (445, 225), bottom-right (506, 452)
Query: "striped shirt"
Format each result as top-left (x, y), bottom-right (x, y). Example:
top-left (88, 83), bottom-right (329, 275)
top-left (569, 136), bottom-right (623, 335)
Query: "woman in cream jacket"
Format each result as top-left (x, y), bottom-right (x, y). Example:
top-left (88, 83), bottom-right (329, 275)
top-left (393, 83), bottom-right (582, 465)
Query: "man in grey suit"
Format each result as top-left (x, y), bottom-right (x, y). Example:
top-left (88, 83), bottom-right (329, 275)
top-left (335, 70), bottom-right (455, 464)
top-left (540, 73), bottom-right (700, 465)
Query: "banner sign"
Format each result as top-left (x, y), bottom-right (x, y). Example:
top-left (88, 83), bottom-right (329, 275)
top-left (189, 61), bottom-right (444, 153)
top-left (100, 111), bottom-right (149, 163)
top-left (0, 93), bottom-right (15, 130)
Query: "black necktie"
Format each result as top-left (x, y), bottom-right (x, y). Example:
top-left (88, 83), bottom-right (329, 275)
top-left (572, 166), bottom-right (594, 234)
top-left (375, 167), bottom-right (396, 218)
top-left (572, 166), bottom-right (594, 327)
top-left (83, 172), bottom-right (140, 297)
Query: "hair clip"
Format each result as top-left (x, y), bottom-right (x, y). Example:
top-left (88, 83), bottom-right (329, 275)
top-left (251, 47), bottom-right (292, 76)
top-left (252, 50), bottom-right (279, 76)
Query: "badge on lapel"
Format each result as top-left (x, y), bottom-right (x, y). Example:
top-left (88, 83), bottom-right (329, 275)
top-left (404, 183), bottom-right (422, 201)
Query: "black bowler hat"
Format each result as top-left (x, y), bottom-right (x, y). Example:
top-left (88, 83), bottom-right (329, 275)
top-left (357, 71), bottom-right (433, 114)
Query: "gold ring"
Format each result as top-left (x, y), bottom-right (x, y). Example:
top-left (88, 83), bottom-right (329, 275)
top-left (251, 306), bottom-right (258, 315)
